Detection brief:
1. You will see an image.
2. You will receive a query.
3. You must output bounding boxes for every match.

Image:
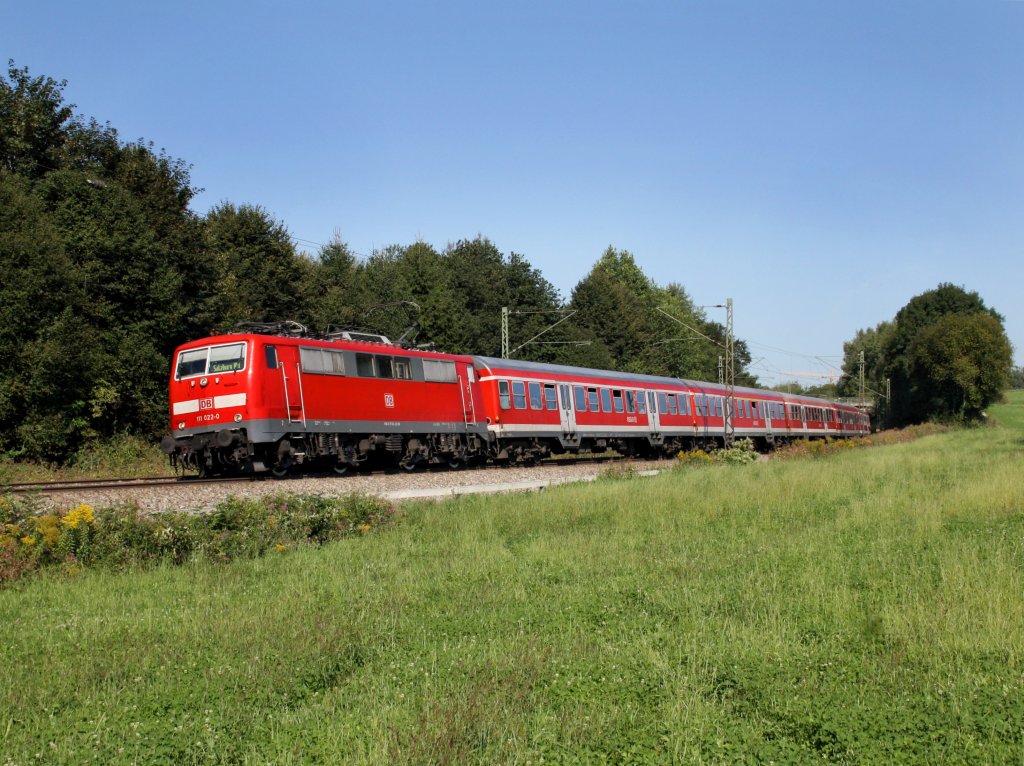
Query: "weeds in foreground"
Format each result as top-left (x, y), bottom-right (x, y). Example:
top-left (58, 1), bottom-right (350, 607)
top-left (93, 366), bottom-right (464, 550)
top-left (677, 438), bottom-right (759, 466)
top-left (0, 493), bottom-right (395, 585)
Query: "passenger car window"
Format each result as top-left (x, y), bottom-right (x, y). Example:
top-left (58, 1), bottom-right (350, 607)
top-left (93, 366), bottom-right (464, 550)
top-left (529, 382), bottom-right (543, 410)
top-left (512, 381), bottom-right (527, 409)
top-left (545, 384), bottom-right (558, 411)
top-left (574, 386), bottom-right (586, 411)
top-left (498, 380), bottom-right (511, 409)
top-left (612, 390), bottom-right (624, 413)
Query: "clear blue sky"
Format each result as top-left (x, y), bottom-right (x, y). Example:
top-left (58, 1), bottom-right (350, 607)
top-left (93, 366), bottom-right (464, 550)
top-left (6, 0), bottom-right (1022, 386)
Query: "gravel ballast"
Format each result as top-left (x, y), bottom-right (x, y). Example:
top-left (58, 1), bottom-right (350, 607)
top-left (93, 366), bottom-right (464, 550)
top-left (35, 460), bottom-right (669, 514)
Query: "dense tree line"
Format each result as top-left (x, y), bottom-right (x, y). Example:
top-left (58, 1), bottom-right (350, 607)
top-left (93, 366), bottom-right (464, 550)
top-left (838, 284), bottom-right (1013, 425)
top-left (3, 63), bottom-right (1014, 461)
top-left (1, 63), bottom-right (749, 462)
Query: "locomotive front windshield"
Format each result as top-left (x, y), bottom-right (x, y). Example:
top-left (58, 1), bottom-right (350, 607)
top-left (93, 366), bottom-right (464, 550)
top-left (176, 342), bottom-right (247, 379)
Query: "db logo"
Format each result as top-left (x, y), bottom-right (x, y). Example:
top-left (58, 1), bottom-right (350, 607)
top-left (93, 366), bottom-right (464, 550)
top-left (199, 398), bottom-right (214, 410)
top-left (384, 394), bottom-right (395, 408)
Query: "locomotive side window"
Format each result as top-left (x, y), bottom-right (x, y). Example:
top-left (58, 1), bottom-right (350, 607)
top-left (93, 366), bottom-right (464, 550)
top-left (512, 381), bottom-right (527, 409)
top-left (300, 347), bottom-right (323, 373)
top-left (498, 380), bottom-right (511, 409)
top-left (209, 343), bottom-right (246, 374)
top-left (176, 342), bottom-right (246, 379)
top-left (574, 386), bottom-right (586, 411)
top-left (356, 353), bottom-right (375, 377)
top-left (177, 348), bottom-right (208, 378)
top-left (393, 358), bottom-right (411, 380)
top-left (265, 346), bottom-right (278, 370)
top-left (423, 359), bottom-right (457, 383)
top-left (529, 382), bottom-right (543, 410)
top-left (544, 384), bottom-right (557, 411)
top-left (300, 347), bottom-right (343, 375)
top-left (377, 356), bottom-right (394, 379)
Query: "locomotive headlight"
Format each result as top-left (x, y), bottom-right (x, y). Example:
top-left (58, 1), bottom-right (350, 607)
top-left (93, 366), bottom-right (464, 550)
top-left (234, 414), bottom-right (242, 422)
top-left (199, 377), bottom-right (208, 387)
top-left (177, 422), bottom-right (185, 430)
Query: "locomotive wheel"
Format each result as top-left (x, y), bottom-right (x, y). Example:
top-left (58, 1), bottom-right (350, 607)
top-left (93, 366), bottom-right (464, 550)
top-left (332, 462), bottom-right (350, 476)
top-left (270, 463), bottom-right (291, 479)
top-left (447, 458), bottom-right (464, 470)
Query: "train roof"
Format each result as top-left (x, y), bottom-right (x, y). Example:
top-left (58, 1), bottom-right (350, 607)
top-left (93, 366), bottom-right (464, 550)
top-left (473, 355), bottom-right (682, 388)
top-left (472, 355), bottom-right (863, 411)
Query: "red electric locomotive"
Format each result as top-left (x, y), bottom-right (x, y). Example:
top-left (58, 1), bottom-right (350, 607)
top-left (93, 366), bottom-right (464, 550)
top-left (161, 325), bottom-right (488, 476)
top-left (161, 325), bottom-right (871, 475)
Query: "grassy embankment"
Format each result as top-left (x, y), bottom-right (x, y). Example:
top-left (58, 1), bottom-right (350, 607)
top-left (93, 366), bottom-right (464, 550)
top-left (0, 435), bottom-right (175, 484)
top-left (1, 393), bottom-right (1023, 764)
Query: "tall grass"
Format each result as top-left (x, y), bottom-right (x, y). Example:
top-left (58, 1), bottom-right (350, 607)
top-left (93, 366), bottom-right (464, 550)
top-left (1, 394), bottom-right (1023, 764)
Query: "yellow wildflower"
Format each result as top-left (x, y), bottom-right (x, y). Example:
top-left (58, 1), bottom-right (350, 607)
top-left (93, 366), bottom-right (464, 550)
top-left (20, 535), bottom-right (36, 546)
top-left (358, 523), bottom-right (371, 534)
top-left (274, 543), bottom-right (287, 553)
top-left (33, 515), bottom-right (61, 547)
top-left (63, 503), bottom-right (95, 528)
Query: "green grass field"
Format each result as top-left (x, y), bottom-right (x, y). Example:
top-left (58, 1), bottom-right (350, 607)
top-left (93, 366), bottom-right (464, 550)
top-left (2, 395), bottom-right (1023, 764)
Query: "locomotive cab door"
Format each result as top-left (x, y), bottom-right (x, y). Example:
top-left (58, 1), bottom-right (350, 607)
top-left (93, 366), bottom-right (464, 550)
top-left (558, 384), bottom-right (578, 443)
top-left (274, 345), bottom-right (306, 425)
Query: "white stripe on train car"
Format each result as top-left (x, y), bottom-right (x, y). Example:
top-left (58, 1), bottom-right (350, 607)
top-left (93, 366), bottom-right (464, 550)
top-left (172, 393), bottom-right (246, 415)
top-left (214, 393), bottom-right (246, 409)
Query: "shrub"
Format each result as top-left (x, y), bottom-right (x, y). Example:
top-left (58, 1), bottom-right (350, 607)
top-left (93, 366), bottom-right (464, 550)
top-left (676, 448), bottom-right (717, 466)
top-left (676, 438), bottom-right (758, 467)
top-left (714, 438), bottom-right (759, 465)
top-left (0, 492), bottom-right (396, 585)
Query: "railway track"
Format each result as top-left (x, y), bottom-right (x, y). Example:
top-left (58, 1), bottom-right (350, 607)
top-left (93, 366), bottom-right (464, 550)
top-left (0, 475), bottom-right (258, 495)
top-left (1, 454), bottom-right (628, 497)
